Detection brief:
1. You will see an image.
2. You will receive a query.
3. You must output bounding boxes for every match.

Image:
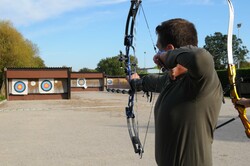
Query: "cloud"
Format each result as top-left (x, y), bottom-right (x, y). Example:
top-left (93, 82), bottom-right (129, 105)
top-left (0, 0), bottom-right (126, 26)
top-left (182, 0), bottom-right (213, 5)
top-left (152, 0), bottom-right (214, 5)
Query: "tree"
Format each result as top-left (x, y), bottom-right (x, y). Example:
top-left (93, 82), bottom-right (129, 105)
top-left (79, 67), bottom-right (97, 72)
top-left (203, 32), bottom-right (249, 69)
top-left (238, 61), bottom-right (250, 68)
top-left (0, 21), bottom-right (45, 71)
top-left (96, 54), bottom-right (137, 76)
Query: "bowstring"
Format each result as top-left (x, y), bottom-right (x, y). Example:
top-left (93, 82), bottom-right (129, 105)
top-left (132, 2), bottom-right (163, 153)
top-left (141, 5), bottom-right (158, 53)
top-left (140, 4), bottom-right (162, 151)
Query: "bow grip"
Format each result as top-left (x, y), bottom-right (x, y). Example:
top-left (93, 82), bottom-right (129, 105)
top-left (237, 106), bottom-right (250, 138)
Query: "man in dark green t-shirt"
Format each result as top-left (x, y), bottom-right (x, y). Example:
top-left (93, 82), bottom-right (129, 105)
top-left (130, 18), bottom-right (223, 166)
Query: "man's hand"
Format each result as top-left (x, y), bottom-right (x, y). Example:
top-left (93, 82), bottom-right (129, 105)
top-left (126, 73), bottom-right (140, 81)
top-left (126, 73), bottom-right (143, 92)
top-left (153, 53), bottom-right (164, 68)
top-left (153, 52), bottom-right (168, 72)
top-left (235, 98), bottom-right (250, 108)
top-left (153, 53), bottom-right (161, 67)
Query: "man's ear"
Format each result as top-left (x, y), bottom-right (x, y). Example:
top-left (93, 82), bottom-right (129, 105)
top-left (166, 44), bottom-right (174, 51)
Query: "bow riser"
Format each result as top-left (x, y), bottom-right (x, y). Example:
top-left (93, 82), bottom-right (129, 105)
top-left (226, 0), bottom-right (250, 138)
top-left (228, 64), bottom-right (250, 138)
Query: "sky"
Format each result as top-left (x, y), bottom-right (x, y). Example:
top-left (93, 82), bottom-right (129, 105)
top-left (0, 0), bottom-right (249, 71)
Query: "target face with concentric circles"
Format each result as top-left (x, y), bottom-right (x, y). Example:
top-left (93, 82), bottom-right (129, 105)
top-left (14, 81), bottom-right (26, 93)
top-left (107, 79), bottom-right (113, 85)
top-left (41, 80), bottom-right (53, 92)
top-left (77, 78), bottom-right (86, 86)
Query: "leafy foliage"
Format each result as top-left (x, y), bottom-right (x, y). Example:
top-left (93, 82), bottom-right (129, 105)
top-left (203, 32), bottom-right (249, 69)
top-left (0, 21), bottom-right (45, 72)
top-left (96, 54), bottom-right (137, 76)
top-left (239, 61), bottom-right (250, 68)
top-left (0, 94), bottom-right (5, 101)
top-left (79, 67), bottom-right (97, 72)
top-left (96, 56), bottom-right (125, 76)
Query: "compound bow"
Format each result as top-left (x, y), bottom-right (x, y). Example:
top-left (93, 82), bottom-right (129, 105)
top-left (225, 0), bottom-right (250, 138)
top-left (119, 0), bottom-right (144, 157)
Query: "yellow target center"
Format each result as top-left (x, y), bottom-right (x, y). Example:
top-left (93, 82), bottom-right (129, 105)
top-left (17, 84), bottom-right (23, 90)
top-left (44, 83), bottom-right (49, 88)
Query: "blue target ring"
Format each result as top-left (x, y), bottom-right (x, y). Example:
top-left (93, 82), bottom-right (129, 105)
top-left (41, 80), bottom-right (53, 92)
top-left (14, 81), bottom-right (26, 93)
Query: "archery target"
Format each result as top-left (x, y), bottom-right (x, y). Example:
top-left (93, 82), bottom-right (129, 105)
top-left (107, 79), bottom-right (113, 85)
top-left (77, 78), bottom-right (87, 88)
top-left (39, 79), bottom-right (54, 93)
top-left (12, 79), bottom-right (28, 95)
top-left (30, 81), bottom-right (36, 86)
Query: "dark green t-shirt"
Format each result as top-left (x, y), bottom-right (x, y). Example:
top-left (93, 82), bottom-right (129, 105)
top-left (142, 46), bottom-right (223, 166)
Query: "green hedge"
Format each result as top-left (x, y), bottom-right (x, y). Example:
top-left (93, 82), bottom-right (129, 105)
top-left (0, 72), bottom-right (2, 90)
top-left (217, 68), bottom-right (250, 97)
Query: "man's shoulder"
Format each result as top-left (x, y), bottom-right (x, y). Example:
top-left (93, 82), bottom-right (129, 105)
top-left (169, 45), bottom-right (203, 55)
top-left (180, 45), bottom-right (207, 52)
top-left (180, 46), bottom-right (212, 57)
